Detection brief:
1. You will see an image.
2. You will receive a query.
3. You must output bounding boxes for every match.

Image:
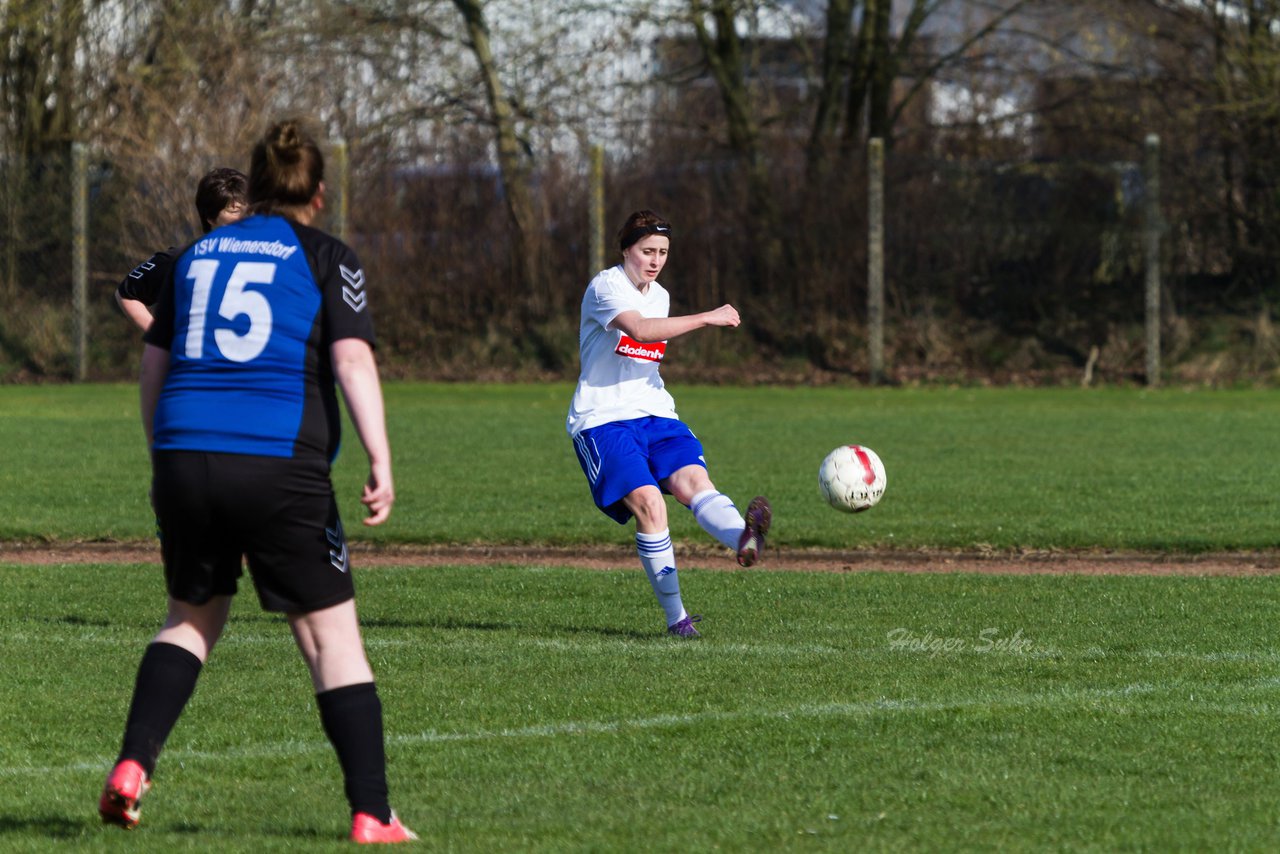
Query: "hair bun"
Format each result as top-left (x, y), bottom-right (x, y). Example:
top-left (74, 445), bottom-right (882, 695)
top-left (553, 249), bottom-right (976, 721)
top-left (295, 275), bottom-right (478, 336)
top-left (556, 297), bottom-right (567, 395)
top-left (269, 120), bottom-right (306, 162)
top-left (249, 118), bottom-right (325, 211)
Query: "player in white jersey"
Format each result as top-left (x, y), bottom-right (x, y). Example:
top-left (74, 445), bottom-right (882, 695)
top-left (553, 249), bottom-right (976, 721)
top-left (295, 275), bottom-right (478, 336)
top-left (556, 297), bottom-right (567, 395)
top-left (567, 209), bottom-right (772, 638)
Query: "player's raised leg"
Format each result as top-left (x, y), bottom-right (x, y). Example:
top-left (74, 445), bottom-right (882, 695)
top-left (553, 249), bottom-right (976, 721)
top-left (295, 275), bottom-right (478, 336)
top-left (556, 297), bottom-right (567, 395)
top-left (666, 466), bottom-right (772, 568)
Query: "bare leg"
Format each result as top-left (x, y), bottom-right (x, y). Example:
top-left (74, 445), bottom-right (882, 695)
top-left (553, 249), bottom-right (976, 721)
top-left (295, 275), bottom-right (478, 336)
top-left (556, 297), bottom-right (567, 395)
top-left (289, 598), bottom-right (395, 827)
top-left (623, 483), bottom-right (669, 534)
top-left (287, 598), bottom-right (375, 693)
top-left (153, 594), bottom-right (233, 661)
top-left (661, 464), bottom-right (716, 506)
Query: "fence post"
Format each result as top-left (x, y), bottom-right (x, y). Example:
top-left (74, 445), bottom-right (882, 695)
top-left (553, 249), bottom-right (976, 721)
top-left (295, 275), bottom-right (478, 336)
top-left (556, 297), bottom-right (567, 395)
top-left (72, 142), bottom-right (88, 382)
top-left (333, 139), bottom-right (349, 242)
top-left (589, 144), bottom-right (605, 277)
top-left (1144, 134), bottom-right (1161, 388)
top-left (2, 157), bottom-right (16, 296)
top-left (867, 137), bottom-right (885, 385)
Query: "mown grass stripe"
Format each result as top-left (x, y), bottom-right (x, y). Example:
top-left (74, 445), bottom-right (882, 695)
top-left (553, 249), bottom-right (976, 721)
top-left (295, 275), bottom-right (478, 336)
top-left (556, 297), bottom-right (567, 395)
top-left (13, 676), bottom-right (1280, 782)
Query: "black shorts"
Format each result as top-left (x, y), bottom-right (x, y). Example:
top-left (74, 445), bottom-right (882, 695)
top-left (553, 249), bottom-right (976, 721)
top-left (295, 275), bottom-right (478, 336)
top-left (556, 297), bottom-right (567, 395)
top-left (152, 451), bottom-right (355, 613)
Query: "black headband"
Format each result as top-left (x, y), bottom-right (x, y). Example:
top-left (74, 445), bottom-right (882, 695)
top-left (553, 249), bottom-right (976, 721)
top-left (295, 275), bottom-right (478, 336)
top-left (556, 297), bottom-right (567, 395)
top-left (620, 223), bottom-right (672, 251)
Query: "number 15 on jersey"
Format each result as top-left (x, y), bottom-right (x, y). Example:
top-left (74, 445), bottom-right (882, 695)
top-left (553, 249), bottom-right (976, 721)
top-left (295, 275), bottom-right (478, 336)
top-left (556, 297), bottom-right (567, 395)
top-left (184, 260), bottom-right (276, 363)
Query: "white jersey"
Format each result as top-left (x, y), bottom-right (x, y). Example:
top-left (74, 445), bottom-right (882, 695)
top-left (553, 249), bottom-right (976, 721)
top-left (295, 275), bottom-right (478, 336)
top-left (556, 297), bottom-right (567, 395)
top-left (566, 265), bottom-right (679, 437)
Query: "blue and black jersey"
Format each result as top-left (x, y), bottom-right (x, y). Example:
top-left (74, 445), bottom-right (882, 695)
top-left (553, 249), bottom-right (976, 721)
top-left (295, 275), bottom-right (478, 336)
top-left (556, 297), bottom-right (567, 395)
top-left (144, 214), bottom-right (375, 462)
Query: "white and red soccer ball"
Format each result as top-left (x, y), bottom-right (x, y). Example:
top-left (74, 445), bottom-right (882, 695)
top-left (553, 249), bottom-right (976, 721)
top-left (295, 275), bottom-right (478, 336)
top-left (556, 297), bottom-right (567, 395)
top-left (818, 445), bottom-right (887, 513)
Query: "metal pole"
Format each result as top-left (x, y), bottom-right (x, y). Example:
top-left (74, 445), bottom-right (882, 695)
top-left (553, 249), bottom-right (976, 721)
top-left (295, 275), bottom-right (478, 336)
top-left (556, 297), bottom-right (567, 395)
top-left (72, 142), bottom-right (88, 382)
top-left (589, 144), bottom-right (605, 276)
top-left (1143, 134), bottom-right (1161, 388)
top-left (867, 137), bottom-right (885, 385)
top-left (2, 156), bottom-right (15, 296)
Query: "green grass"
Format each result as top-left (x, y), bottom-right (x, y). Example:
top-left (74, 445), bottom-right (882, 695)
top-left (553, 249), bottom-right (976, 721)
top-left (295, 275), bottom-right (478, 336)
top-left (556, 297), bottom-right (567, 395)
top-left (0, 383), bottom-right (1276, 551)
top-left (4, 383), bottom-right (1278, 849)
top-left (4, 562), bottom-right (1280, 851)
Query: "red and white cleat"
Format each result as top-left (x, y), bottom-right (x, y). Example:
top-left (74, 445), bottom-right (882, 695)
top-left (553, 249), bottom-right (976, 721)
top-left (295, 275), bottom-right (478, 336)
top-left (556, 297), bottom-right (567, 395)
top-left (99, 759), bottom-right (151, 829)
top-left (350, 811), bottom-right (418, 844)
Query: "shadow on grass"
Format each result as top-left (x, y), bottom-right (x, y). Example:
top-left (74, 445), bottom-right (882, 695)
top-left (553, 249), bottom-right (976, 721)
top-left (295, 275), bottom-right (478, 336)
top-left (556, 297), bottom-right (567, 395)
top-left (0, 814), bottom-right (115, 839)
top-left (0, 815), bottom-right (92, 839)
top-left (227, 611), bottom-right (661, 641)
top-left (550, 623), bottom-right (657, 641)
top-left (366, 615), bottom-right (658, 641)
top-left (168, 821), bottom-right (337, 841)
top-left (0, 815), bottom-right (331, 843)
top-left (31, 614), bottom-right (114, 627)
top-left (221, 612), bottom-right (665, 645)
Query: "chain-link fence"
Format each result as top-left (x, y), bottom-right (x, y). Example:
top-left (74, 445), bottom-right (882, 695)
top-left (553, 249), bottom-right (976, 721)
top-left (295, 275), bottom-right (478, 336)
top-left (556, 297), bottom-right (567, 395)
top-left (2, 134), bottom-right (1269, 387)
top-left (0, 144), bottom-right (354, 383)
top-left (1, 147), bottom-right (92, 380)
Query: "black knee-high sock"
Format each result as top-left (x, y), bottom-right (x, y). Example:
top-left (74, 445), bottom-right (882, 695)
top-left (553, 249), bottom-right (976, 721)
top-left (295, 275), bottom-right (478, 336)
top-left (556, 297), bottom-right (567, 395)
top-left (316, 682), bottom-right (391, 823)
top-left (118, 642), bottom-right (203, 777)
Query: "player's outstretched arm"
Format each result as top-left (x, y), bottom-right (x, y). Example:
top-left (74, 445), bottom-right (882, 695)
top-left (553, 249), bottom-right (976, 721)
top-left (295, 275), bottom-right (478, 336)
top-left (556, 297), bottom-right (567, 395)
top-left (331, 337), bottom-right (395, 526)
top-left (610, 304), bottom-right (740, 343)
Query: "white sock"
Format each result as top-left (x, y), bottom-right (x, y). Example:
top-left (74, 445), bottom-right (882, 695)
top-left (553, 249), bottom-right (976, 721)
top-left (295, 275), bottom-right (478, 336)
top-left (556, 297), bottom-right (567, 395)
top-left (636, 529), bottom-right (686, 626)
top-left (690, 489), bottom-right (745, 551)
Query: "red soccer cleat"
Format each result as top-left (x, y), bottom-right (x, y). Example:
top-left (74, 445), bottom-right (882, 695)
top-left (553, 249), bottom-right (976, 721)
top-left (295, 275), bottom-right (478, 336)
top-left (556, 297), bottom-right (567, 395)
top-left (99, 759), bottom-right (151, 829)
top-left (350, 811), bottom-right (418, 844)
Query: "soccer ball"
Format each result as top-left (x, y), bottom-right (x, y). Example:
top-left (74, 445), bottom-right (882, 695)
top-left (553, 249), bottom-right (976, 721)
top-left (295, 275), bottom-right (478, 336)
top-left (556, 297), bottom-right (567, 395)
top-left (818, 445), bottom-right (887, 513)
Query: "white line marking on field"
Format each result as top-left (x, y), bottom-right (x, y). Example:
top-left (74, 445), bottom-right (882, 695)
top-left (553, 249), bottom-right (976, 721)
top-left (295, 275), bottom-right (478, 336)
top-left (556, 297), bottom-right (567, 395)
top-left (15, 630), bottom-right (1280, 666)
top-left (11, 677), bottom-right (1280, 780)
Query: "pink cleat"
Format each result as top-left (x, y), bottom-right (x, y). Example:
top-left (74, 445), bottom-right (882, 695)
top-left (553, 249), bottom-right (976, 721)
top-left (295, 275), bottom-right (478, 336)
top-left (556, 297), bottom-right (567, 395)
top-left (99, 759), bottom-right (151, 829)
top-left (351, 811), bottom-right (418, 844)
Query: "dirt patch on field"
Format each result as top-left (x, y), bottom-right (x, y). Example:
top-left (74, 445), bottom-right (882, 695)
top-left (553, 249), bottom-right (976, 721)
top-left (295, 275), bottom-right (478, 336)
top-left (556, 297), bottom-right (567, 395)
top-left (3, 541), bottom-right (1280, 576)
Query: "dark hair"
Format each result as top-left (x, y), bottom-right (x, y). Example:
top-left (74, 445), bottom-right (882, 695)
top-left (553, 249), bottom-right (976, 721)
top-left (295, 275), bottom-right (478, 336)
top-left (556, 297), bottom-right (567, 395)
top-left (617, 209), bottom-right (672, 252)
top-left (248, 118), bottom-right (325, 218)
top-left (194, 167), bottom-right (247, 233)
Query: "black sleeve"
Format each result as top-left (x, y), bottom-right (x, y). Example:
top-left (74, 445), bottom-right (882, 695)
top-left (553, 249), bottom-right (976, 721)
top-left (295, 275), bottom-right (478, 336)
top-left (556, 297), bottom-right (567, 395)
top-left (116, 248), bottom-right (177, 305)
top-left (141, 261), bottom-right (177, 351)
top-left (296, 224), bottom-right (377, 347)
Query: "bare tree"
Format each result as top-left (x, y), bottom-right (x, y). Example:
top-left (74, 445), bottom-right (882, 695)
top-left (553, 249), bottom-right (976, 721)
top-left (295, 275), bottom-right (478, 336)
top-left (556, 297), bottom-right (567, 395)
top-left (450, 0), bottom-right (544, 307)
top-left (0, 0), bottom-right (87, 302)
top-left (0, 0), bottom-right (84, 158)
top-left (1056, 0), bottom-right (1280, 299)
top-left (686, 0), bottom-right (787, 293)
top-left (3, 0), bottom-right (1277, 382)
top-left (807, 1), bottom-right (1033, 178)
top-left (1195, 0), bottom-right (1280, 295)
top-left (92, 2), bottom-right (279, 253)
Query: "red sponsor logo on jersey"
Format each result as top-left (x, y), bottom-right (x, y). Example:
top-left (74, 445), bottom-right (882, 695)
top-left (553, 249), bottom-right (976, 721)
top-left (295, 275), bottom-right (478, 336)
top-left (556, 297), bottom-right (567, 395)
top-left (615, 335), bottom-right (667, 362)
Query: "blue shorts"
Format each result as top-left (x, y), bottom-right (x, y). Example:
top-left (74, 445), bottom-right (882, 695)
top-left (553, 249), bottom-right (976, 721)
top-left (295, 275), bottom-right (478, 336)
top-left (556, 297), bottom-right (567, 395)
top-left (572, 416), bottom-right (707, 524)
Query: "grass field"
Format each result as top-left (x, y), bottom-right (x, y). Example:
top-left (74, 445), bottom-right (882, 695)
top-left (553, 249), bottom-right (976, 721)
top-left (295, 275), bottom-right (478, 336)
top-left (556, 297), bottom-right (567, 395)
top-left (2, 382), bottom-right (1278, 550)
top-left (3, 564), bottom-right (1280, 851)
top-left (2, 383), bottom-right (1279, 850)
